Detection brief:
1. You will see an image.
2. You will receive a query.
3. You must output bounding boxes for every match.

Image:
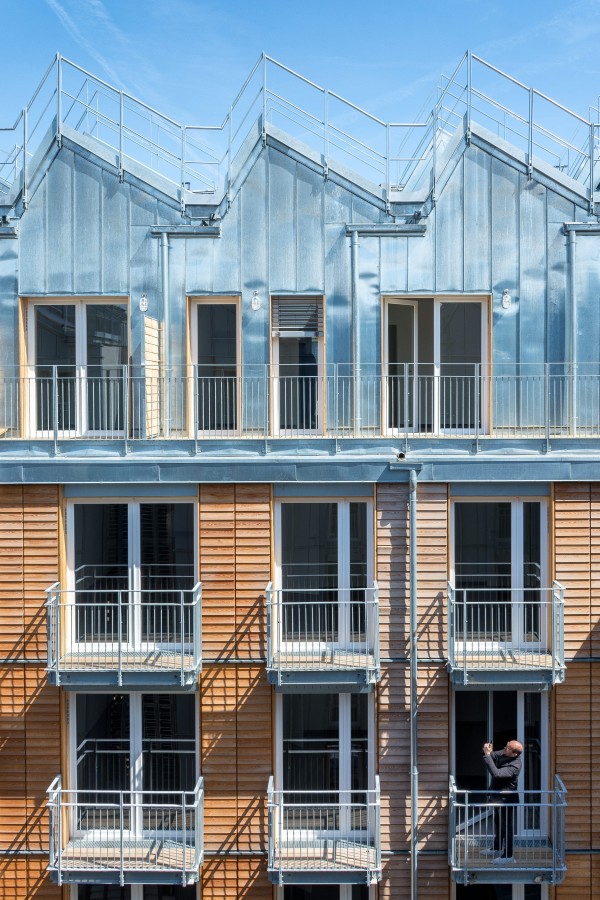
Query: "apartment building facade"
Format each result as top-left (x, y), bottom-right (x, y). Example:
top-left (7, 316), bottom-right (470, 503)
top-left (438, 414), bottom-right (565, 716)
top-left (0, 52), bottom-right (598, 900)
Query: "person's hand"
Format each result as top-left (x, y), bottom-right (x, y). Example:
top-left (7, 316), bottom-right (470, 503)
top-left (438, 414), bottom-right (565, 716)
top-left (483, 742), bottom-right (493, 756)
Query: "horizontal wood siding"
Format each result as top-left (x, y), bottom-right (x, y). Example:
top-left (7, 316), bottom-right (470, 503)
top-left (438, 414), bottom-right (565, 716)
top-left (0, 665), bottom-right (26, 851)
top-left (200, 485), bottom-right (237, 660)
top-left (233, 485), bottom-right (270, 659)
top-left (378, 664), bottom-right (409, 848)
top-left (555, 662), bottom-right (592, 850)
top-left (417, 483), bottom-right (447, 658)
top-left (376, 484), bottom-right (409, 659)
top-left (554, 482), bottom-right (592, 658)
top-left (0, 486), bottom-right (24, 660)
top-left (201, 855), bottom-right (270, 899)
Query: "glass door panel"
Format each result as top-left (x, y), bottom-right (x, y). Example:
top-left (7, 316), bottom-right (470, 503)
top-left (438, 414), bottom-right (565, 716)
top-left (197, 303), bottom-right (237, 431)
top-left (35, 304), bottom-right (76, 432)
top-left (283, 693), bottom-right (339, 818)
top-left (281, 503), bottom-right (338, 642)
top-left (76, 694), bottom-right (131, 828)
top-left (387, 303), bottom-right (415, 430)
top-left (74, 504), bottom-right (129, 644)
top-left (454, 691), bottom-right (489, 791)
top-left (141, 694), bottom-right (195, 819)
top-left (350, 503), bottom-right (367, 643)
top-left (523, 502), bottom-right (542, 643)
top-left (140, 503), bottom-right (195, 643)
top-left (278, 337), bottom-right (319, 432)
top-left (440, 302), bottom-right (481, 430)
top-left (455, 503), bottom-right (512, 642)
top-left (86, 304), bottom-right (127, 433)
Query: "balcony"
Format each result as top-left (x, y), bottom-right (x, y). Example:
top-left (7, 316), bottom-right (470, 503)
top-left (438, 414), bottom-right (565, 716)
top-left (47, 775), bottom-right (204, 885)
top-left (3, 363), bottom-right (600, 445)
top-left (447, 581), bottom-right (565, 688)
top-left (449, 775), bottom-right (567, 885)
top-left (267, 776), bottom-right (381, 885)
top-left (266, 583), bottom-right (380, 690)
top-left (46, 570), bottom-right (202, 689)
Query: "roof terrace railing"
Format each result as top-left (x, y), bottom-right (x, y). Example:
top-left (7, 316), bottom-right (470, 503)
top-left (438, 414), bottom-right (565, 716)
top-left (1, 52), bottom-right (597, 213)
top-left (5, 363), bottom-right (600, 445)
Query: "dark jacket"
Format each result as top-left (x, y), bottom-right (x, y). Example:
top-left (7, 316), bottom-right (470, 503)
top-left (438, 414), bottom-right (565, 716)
top-left (483, 750), bottom-right (522, 792)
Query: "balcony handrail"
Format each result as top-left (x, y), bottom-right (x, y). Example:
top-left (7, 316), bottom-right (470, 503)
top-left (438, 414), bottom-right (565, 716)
top-left (46, 580), bottom-right (202, 686)
top-left (9, 361), bottom-right (600, 441)
top-left (266, 582), bottom-right (380, 683)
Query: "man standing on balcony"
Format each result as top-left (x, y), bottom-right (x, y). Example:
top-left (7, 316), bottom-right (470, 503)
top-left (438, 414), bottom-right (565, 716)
top-left (482, 740), bottom-right (523, 863)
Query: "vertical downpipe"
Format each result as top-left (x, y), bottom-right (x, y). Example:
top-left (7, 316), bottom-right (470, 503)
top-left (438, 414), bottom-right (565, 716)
top-left (409, 468), bottom-right (419, 900)
top-left (161, 233), bottom-right (170, 437)
top-left (567, 229), bottom-right (577, 434)
top-left (351, 230), bottom-right (361, 432)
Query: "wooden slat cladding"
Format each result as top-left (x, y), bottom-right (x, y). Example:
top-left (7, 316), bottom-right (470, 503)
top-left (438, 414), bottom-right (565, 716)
top-left (555, 853), bottom-right (594, 896)
top-left (0, 486), bottom-right (24, 660)
top-left (199, 484), bottom-right (271, 660)
top-left (201, 665), bottom-right (272, 853)
top-left (0, 665), bottom-right (26, 851)
top-left (0, 484), bottom-right (59, 664)
top-left (201, 854), bottom-right (270, 899)
top-left (377, 664), bottom-right (449, 852)
top-left (376, 484), bottom-right (409, 658)
top-left (555, 662), bottom-right (592, 850)
top-left (589, 485), bottom-right (600, 658)
top-left (24, 668), bottom-right (60, 852)
top-left (416, 483), bottom-right (448, 658)
top-left (554, 482), bottom-right (592, 658)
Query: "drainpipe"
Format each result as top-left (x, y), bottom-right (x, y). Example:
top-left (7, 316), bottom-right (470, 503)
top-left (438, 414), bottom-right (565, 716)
top-left (567, 229), bottom-right (577, 433)
top-left (350, 230), bottom-right (361, 431)
top-left (160, 232), bottom-right (170, 436)
top-left (409, 467), bottom-right (419, 900)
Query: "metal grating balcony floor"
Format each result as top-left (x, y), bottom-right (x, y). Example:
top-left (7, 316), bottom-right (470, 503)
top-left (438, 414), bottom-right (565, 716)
top-left (272, 650), bottom-right (376, 671)
top-left (56, 650), bottom-right (197, 672)
top-left (273, 838), bottom-right (378, 872)
top-left (59, 837), bottom-right (197, 872)
top-left (453, 835), bottom-right (555, 869)
top-left (452, 650), bottom-right (554, 671)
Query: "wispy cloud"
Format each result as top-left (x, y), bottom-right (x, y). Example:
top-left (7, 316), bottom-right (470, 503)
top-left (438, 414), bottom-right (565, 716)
top-left (44, 0), bottom-right (124, 87)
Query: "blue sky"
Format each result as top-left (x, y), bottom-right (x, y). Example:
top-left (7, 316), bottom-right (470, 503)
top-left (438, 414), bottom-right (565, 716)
top-left (2, 0), bottom-right (600, 129)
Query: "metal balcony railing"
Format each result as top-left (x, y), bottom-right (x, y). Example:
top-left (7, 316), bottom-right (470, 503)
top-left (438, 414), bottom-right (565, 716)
top-left (266, 582), bottom-right (380, 688)
top-left (4, 363), bottom-right (600, 443)
top-left (449, 774), bottom-right (567, 884)
top-left (47, 775), bottom-right (204, 885)
top-left (1, 51), bottom-right (596, 214)
top-left (447, 581), bottom-right (565, 686)
top-left (46, 570), bottom-right (202, 687)
top-left (267, 776), bottom-right (381, 885)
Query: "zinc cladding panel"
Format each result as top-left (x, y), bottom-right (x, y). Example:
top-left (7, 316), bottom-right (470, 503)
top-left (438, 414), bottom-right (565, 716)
top-left (554, 482), bottom-right (592, 658)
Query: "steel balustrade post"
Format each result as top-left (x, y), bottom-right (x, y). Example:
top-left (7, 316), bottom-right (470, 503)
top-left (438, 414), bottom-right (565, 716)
top-left (52, 365), bottom-right (58, 453)
top-left (119, 793), bottom-right (124, 887)
top-left (56, 55), bottom-right (62, 146)
top-left (122, 364), bottom-right (129, 453)
top-left (22, 106), bottom-right (28, 209)
top-left (180, 591), bottom-right (185, 686)
top-left (545, 362), bottom-right (551, 452)
top-left (466, 51), bottom-right (472, 144)
top-left (262, 54), bottom-right (267, 142)
top-left (117, 590), bottom-right (123, 687)
top-left (528, 87), bottom-right (534, 179)
top-left (404, 362), bottom-right (409, 453)
top-left (119, 92), bottom-right (124, 180)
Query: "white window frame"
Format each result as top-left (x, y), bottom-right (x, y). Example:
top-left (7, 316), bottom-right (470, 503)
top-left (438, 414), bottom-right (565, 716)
top-left (27, 297), bottom-right (129, 439)
top-left (271, 296), bottom-right (325, 437)
top-left (451, 688), bottom-right (550, 839)
top-left (273, 497), bottom-right (374, 655)
top-left (383, 295), bottom-right (489, 436)
top-left (65, 497), bottom-right (198, 659)
top-left (68, 690), bottom-right (199, 842)
top-left (449, 497), bottom-right (549, 652)
top-left (189, 296), bottom-right (241, 437)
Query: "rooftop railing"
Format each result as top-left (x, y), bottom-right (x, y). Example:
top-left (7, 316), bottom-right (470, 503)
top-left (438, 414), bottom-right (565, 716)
top-left (447, 580), bottom-right (565, 686)
top-left (46, 568), bottom-right (202, 688)
top-left (266, 582), bottom-right (380, 688)
top-left (449, 774), bottom-right (567, 884)
top-left (5, 363), bottom-right (600, 446)
top-left (267, 775), bottom-right (381, 885)
top-left (1, 51), bottom-right (596, 213)
top-left (47, 775), bottom-right (204, 885)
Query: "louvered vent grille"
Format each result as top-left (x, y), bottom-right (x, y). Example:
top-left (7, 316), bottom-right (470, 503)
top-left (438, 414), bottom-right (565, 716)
top-left (271, 297), bottom-right (324, 336)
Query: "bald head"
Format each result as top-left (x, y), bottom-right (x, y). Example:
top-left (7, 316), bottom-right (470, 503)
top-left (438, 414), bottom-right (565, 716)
top-left (504, 740), bottom-right (523, 757)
